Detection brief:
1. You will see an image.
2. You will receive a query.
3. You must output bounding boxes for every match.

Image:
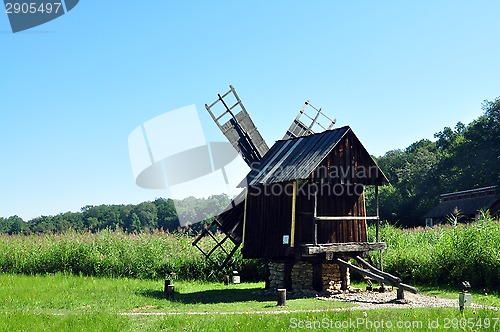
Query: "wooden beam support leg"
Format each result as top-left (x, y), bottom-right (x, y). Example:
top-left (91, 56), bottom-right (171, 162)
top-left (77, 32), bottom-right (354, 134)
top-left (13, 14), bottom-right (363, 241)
top-left (339, 264), bottom-right (349, 291)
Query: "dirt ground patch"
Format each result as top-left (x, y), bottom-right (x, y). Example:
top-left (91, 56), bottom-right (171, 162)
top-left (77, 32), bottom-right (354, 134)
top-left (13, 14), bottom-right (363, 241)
top-left (321, 289), bottom-right (498, 311)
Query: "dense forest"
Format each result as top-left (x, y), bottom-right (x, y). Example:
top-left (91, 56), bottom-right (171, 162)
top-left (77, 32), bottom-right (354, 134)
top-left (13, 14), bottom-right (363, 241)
top-left (369, 97), bottom-right (499, 226)
top-left (1, 97), bottom-right (498, 233)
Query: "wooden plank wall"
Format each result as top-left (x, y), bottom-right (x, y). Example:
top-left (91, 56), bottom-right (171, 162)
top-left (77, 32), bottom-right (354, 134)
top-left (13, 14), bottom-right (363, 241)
top-left (316, 130), bottom-right (369, 243)
top-left (296, 131), bottom-right (372, 244)
top-left (242, 184), bottom-right (293, 258)
top-left (295, 182), bottom-right (366, 245)
top-left (316, 188), bottom-right (367, 243)
top-left (312, 130), bottom-right (384, 185)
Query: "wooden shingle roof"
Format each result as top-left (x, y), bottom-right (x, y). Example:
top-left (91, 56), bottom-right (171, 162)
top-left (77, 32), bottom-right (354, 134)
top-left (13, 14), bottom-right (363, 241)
top-left (241, 126), bottom-right (388, 186)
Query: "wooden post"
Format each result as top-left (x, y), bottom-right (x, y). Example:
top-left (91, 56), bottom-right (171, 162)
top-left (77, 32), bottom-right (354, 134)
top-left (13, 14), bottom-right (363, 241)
top-left (375, 185), bottom-right (383, 274)
top-left (265, 261), bottom-right (270, 289)
top-left (284, 261), bottom-right (293, 291)
top-left (277, 289), bottom-right (286, 306)
top-left (164, 280), bottom-right (170, 299)
top-left (339, 264), bottom-right (349, 291)
top-left (313, 190), bottom-right (318, 245)
top-left (224, 274), bottom-right (230, 285)
top-left (166, 285), bottom-right (175, 299)
top-left (290, 181), bottom-right (297, 247)
top-left (312, 262), bottom-right (323, 292)
top-left (397, 288), bottom-right (404, 300)
top-left (242, 189), bottom-right (248, 246)
top-left (375, 185), bottom-right (379, 243)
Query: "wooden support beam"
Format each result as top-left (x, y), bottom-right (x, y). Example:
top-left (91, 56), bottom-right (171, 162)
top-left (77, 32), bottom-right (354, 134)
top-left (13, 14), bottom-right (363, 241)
top-left (375, 185), bottom-right (383, 273)
top-left (304, 242), bottom-right (387, 255)
top-left (335, 258), bottom-right (418, 294)
top-left (290, 181), bottom-right (297, 247)
top-left (354, 256), bottom-right (401, 284)
top-left (335, 258), bottom-right (385, 285)
top-left (339, 264), bottom-right (349, 291)
top-left (313, 191), bottom-right (318, 245)
top-left (398, 283), bottom-right (418, 294)
top-left (315, 216), bottom-right (380, 221)
top-left (242, 189), bottom-right (248, 246)
top-left (375, 185), bottom-right (380, 242)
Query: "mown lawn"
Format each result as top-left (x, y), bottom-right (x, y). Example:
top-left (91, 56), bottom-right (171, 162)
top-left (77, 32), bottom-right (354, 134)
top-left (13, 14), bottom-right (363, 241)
top-left (0, 274), bottom-right (499, 331)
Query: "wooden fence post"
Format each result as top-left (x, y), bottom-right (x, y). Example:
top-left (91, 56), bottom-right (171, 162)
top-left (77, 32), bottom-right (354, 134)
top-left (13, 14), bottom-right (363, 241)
top-left (277, 289), bottom-right (286, 306)
top-left (166, 285), bottom-right (175, 299)
top-left (164, 280), bottom-right (171, 299)
top-left (397, 288), bottom-right (404, 300)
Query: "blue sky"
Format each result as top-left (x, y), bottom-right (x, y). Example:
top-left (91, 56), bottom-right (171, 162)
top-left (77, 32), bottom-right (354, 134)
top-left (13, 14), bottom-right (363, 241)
top-left (1, 1), bottom-right (499, 220)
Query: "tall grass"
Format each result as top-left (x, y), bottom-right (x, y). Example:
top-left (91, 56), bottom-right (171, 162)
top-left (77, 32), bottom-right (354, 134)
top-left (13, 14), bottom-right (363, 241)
top-left (0, 230), bottom-right (264, 281)
top-left (369, 218), bottom-right (500, 291)
top-left (1, 220), bottom-right (498, 291)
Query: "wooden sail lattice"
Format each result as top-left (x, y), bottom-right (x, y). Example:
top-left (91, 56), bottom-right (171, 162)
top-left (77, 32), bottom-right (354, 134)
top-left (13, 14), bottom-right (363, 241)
top-left (283, 100), bottom-right (336, 140)
top-left (205, 85), bottom-right (269, 166)
top-left (191, 217), bottom-right (240, 272)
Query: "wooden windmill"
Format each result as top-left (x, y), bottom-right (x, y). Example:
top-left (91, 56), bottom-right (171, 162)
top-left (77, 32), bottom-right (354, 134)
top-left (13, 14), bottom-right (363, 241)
top-left (193, 86), bottom-right (417, 295)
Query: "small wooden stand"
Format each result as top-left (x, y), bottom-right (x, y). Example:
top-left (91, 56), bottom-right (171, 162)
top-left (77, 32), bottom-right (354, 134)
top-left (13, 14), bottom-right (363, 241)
top-left (164, 280), bottom-right (174, 299)
top-left (164, 280), bottom-right (170, 299)
top-left (277, 289), bottom-right (286, 306)
top-left (166, 285), bottom-right (175, 299)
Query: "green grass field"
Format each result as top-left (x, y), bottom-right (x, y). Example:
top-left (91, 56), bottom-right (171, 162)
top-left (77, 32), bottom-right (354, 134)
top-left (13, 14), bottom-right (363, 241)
top-left (0, 274), bottom-right (498, 331)
top-left (0, 220), bottom-right (499, 330)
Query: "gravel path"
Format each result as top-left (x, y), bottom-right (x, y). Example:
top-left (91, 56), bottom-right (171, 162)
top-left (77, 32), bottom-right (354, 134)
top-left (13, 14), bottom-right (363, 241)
top-left (320, 288), bottom-right (498, 311)
top-left (120, 292), bottom-right (498, 316)
top-left (119, 289), bottom-right (498, 316)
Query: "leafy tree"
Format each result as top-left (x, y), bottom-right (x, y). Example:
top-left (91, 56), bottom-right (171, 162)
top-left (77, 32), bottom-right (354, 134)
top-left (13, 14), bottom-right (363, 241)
top-left (30, 216), bottom-right (55, 234)
top-left (372, 97), bottom-right (499, 227)
top-left (134, 202), bottom-right (158, 231)
top-left (0, 217), bottom-right (9, 233)
top-left (154, 198), bottom-right (178, 231)
top-left (129, 213), bottom-right (141, 233)
top-left (6, 216), bottom-right (30, 235)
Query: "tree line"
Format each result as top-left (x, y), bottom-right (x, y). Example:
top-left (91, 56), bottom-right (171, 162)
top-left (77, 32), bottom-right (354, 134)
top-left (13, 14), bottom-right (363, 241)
top-left (0, 195), bottom-right (230, 235)
top-left (369, 97), bottom-right (499, 227)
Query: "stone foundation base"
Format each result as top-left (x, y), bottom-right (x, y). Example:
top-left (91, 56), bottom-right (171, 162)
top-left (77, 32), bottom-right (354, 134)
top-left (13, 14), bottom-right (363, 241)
top-left (267, 261), bottom-right (349, 291)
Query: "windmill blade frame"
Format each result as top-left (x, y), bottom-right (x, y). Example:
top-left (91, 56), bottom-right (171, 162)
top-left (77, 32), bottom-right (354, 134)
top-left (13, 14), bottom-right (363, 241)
top-left (205, 85), bottom-right (269, 166)
top-left (283, 100), bottom-right (336, 140)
